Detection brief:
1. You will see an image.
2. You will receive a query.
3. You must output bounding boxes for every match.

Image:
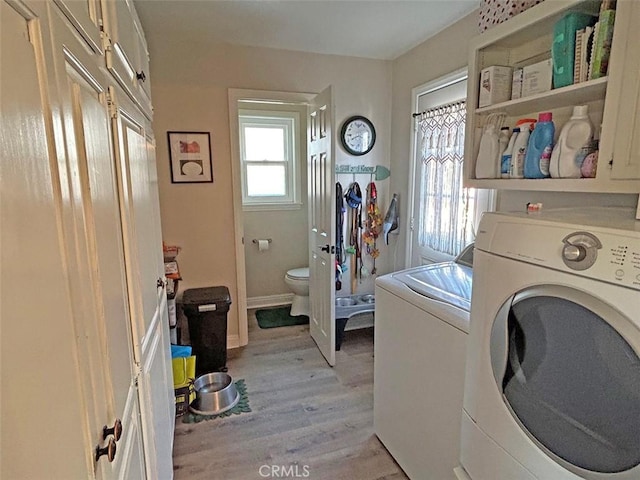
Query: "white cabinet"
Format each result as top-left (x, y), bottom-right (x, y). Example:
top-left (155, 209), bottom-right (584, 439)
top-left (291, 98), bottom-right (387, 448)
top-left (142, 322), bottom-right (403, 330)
top-left (607, 0), bottom-right (640, 180)
top-left (101, 0), bottom-right (153, 118)
top-left (110, 86), bottom-right (174, 479)
top-left (0, 0), bottom-right (171, 478)
top-left (464, 0), bottom-right (640, 192)
top-left (51, 0), bottom-right (103, 53)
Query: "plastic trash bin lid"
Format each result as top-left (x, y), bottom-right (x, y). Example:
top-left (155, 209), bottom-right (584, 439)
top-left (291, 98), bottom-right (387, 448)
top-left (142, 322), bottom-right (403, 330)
top-left (181, 286), bottom-right (231, 306)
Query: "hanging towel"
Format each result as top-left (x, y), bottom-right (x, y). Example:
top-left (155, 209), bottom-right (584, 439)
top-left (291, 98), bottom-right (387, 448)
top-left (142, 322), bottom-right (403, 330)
top-left (383, 194), bottom-right (399, 245)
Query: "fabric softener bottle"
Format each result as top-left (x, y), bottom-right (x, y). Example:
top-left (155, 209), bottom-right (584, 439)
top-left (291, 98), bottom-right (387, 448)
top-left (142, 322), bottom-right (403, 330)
top-left (549, 105), bottom-right (593, 178)
top-left (510, 121), bottom-right (534, 179)
top-left (524, 112), bottom-right (555, 178)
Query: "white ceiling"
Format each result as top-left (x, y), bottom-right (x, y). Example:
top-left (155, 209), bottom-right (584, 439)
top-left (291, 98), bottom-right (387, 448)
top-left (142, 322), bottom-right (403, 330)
top-left (135, 0), bottom-right (479, 60)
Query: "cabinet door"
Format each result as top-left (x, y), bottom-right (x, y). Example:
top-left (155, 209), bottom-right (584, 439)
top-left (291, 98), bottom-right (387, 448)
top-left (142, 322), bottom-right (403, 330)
top-left (111, 89), bottom-right (164, 344)
top-left (0, 2), bottom-right (92, 477)
top-left (114, 387), bottom-right (147, 480)
top-left (51, 0), bottom-right (102, 53)
top-left (138, 300), bottom-right (175, 479)
top-left (102, 0), bottom-right (152, 117)
top-left (608, 0), bottom-right (640, 180)
top-left (2, 1), bottom-right (145, 477)
top-left (49, 5), bottom-right (140, 479)
top-left (110, 88), bottom-right (174, 479)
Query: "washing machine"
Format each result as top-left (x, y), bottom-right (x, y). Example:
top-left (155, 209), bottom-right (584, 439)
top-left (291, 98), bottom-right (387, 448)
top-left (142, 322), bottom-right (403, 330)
top-left (374, 245), bottom-right (473, 480)
top-left (458, 207), bottom-right (640, 480)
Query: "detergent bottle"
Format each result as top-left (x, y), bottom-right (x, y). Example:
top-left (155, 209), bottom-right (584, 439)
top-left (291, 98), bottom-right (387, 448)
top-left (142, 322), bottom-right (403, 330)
top-left (475, 124), bottom-right (500, 179)
top-left (497, 127), bottom-right (510, 167)
top-left (549, 105), bottom-right (593, 178)
top-left (524, 112), bottom-right (555, 178)
top-left (510, 120), bottom-right (535, 179)
top-left (501, 127), bottom-right (520, 178)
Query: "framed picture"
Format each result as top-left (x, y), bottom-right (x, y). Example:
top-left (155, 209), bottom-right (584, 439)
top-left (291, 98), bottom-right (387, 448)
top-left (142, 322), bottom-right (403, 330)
top-left (167, 131), bottom-right (213, 183)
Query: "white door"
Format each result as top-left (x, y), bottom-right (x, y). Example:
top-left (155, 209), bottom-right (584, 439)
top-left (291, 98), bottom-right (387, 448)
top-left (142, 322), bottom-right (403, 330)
top-left (50, 8), bottom-right (142, 478)
top-left (1, 3), bottom-right (99, 477)
top-left (61, 49), bottom-right (137, 480)
top-left (110, 88), bottom-right (174, 479)
top-left (408, 76), bottom-right (469, 266)
top-left (308, 86), bottom-right (336, 366)
top-left (2, 1), bottom-right (153, 477)
top-left (407, 72), bottom-right (494, 267)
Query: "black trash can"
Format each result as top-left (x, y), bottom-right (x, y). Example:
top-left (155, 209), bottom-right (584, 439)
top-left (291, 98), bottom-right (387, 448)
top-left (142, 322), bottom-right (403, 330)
top-left (181, 286), bottom-right (232, 375)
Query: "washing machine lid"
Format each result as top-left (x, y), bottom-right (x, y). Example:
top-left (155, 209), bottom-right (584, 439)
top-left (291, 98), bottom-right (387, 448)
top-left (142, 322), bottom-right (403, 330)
top-left (287, 267), bottom-right (309, 280)
top-left (392, 262), bottom-right (472, 312)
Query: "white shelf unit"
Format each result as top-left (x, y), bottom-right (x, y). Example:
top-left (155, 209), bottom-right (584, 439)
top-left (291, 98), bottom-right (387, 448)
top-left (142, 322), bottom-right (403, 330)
top-left (464, 0), bottom-right (640, 193)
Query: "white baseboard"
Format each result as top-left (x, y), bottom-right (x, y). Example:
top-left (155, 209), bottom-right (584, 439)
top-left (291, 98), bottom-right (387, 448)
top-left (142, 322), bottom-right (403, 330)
top-left (246, 293), bottom-right (294, 310)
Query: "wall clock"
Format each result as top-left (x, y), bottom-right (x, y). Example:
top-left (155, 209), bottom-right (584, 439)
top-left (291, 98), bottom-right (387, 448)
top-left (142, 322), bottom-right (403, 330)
top-left (340, 115), bottom-right (376, 156)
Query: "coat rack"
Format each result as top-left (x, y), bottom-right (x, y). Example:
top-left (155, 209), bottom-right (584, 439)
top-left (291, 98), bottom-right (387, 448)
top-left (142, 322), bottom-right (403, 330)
top-left (335, 164), bottom-right (391, 180)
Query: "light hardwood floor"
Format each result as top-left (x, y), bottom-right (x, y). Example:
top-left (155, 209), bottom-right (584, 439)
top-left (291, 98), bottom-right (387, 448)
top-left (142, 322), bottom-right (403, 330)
top-left (172, 311), bottom-right (408, 480)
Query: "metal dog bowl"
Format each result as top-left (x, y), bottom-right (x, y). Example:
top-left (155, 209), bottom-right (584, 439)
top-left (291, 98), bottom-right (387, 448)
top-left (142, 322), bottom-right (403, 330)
top-left (358, 294), bottom-right (375, 304)
top-left (336, 297), bottom-right (357, 307)
top-left (189, 372), bottom-right (239, 415)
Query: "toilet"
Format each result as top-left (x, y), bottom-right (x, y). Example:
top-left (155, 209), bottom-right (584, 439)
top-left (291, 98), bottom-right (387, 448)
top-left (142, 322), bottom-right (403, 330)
top-left (284, 267), bottom-right (310, 317)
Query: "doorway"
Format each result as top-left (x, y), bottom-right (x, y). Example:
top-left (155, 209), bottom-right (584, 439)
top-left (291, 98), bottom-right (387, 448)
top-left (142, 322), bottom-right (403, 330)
top-left (228, 89), bottom-right (314, 346)
top-left (406, 69), bottom-right (495, 266)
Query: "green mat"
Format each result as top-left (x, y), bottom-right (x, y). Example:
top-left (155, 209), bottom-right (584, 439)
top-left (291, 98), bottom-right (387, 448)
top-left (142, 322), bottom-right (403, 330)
top-left (182, 379), bottom-right (251, 423)
top-left (255, 306), bottom-right (309, 329)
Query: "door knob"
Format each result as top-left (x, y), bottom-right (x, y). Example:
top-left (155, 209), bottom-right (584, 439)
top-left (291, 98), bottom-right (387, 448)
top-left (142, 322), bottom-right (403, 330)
top-left (157, 277), bottom-right (165, 289)
top-left (136, 70), bottom-right (146, 82)
top-left (95, 437), bottom-right (117, 463)
top-left (103, 419), bottom-right (122, 441)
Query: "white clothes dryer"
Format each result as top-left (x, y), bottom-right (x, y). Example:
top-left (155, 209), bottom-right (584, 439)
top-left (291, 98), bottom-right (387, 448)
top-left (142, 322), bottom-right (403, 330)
top-left (458, 207), bottom-right (640, 480)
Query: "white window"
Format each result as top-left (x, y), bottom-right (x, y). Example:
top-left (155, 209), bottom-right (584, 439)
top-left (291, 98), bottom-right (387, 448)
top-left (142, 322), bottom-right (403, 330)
top-left (408, 70), bottom-right (494, 266)
top-left (239, 110), bottom-right (300, 209)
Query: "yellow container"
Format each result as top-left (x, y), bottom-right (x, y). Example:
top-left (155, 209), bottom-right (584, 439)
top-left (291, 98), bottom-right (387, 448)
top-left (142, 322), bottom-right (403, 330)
top-left (172, 355), bottom-right (196, 415)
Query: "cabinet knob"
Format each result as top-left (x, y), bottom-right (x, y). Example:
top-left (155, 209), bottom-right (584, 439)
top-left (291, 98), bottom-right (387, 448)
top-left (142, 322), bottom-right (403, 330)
top-left (136, 70), bottom-right (146, 82)
top-left (103, 419), bottom-right (122, 441)
top-left (95, 438), bottom-right (117, 463)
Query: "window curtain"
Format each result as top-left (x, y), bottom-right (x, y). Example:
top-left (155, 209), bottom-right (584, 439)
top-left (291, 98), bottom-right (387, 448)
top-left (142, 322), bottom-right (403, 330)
top-left (418, 101), bottom-right (473, 256)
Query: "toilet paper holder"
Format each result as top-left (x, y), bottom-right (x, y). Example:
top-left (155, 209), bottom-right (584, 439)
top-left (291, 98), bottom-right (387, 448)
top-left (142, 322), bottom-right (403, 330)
top-left (252, 238), bottom-right (272, 244)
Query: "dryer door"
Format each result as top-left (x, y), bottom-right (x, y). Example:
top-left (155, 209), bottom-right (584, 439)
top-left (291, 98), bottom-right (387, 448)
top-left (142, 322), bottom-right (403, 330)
top-left (489, 285), bottom-right (640, 479)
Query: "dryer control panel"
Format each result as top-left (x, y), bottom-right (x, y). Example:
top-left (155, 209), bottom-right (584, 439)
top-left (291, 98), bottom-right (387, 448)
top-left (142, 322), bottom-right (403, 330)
top-left (561, 231), bottom-right (602, 271)
top-left (475, 213), bottom-right (640, 291)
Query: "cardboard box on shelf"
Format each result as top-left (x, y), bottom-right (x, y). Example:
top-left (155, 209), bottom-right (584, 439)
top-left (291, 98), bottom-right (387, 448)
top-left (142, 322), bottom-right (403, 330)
top-left (522, 59), bottom-right (553, 97)
top-left (511, 68), bottom-right (523, 100)
top-left (163, 243), bottom-right (181, 261)
top-left (479, 66), bottom-right (513, 107)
